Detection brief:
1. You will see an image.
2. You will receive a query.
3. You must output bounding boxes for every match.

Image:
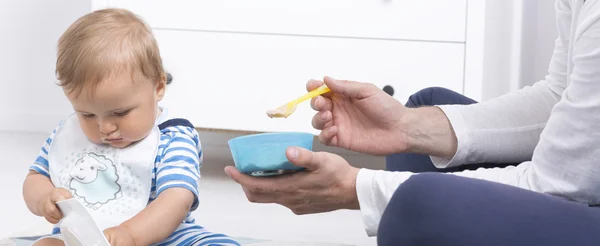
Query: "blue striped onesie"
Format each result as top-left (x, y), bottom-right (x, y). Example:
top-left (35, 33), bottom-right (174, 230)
top-left (29, 117), bottom-right (240, 246)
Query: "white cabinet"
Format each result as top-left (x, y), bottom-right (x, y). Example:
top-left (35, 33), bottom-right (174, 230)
top-left (155, 30), bottom-right (465, 134)
top-left (102, 0), bottom-right (467, 42)
top-left (92, 0), bottom-right (485, 134)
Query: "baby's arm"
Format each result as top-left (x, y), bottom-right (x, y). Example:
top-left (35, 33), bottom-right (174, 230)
top-left (23, 171), bottom-right (56, 216)
top-left (119, 127), bottom-right (202, 245)
top-left (120, 188), bottom-right (194, 245)
top-left (23, 133), bottom-right (55, 215)
top-left (23, 128), bottom-right (72, 223)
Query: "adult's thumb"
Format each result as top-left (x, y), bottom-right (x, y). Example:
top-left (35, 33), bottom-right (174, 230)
top-left (286, 147), bottom-right (323, 171)
top-left (323, 76), bottom-right (373, 99)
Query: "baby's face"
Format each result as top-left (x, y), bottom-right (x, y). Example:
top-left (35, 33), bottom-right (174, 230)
top-left (65, 71), bottom-right (166, 148)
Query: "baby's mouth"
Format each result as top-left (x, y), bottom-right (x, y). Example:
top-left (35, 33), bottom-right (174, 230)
top-left (104, 138), bottom-right (123, 143)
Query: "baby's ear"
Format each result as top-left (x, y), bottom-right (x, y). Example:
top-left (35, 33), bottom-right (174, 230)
top-left (156, 72), bottom-right (168, 101)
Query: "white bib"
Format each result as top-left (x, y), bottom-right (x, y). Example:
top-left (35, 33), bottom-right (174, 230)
top-left (48, 113), bottom-right (159, 231)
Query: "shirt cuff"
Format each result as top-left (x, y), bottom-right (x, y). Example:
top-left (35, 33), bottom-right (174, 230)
top-left (356, 169), bottom-right (416, 237)
top-left (429, 105), bottom-right (470, 168)
top-left (356, 168), bottom-right (379, 237)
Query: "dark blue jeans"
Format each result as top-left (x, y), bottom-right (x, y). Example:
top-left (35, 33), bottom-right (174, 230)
top-left (378, 87), bottom-right (600, 246)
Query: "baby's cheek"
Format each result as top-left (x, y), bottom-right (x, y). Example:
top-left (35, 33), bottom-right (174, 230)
top-left (127, 121), bottom-right (152, 141)
top-left (81, 122), bottom-right (102, 144)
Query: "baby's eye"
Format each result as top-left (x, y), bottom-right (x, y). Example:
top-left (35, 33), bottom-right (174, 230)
top-left (82, 113), bottom-right (95, 119)
top-left (114, 109), bottom-right (131, 117)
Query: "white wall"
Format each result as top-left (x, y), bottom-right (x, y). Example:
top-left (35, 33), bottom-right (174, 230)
top-left (481, 0), bottom-right (518, 100)
top-left (0, 1), bottom-right (91, 133)
top-left (519, 0), bottom-right (557, 88)
top-left (481, 0), bottom-right (557, 100)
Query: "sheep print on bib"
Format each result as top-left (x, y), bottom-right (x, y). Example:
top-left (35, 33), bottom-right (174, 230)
top-left (47, 113), bottom-right (159, 231)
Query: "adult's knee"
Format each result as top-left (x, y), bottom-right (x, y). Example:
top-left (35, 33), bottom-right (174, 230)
top-left (405, 87), bottom-right (441, 107)
top-left (405, 87), bottom-right (474, 108)
top-left (377, 173), bottom-right (458, 246)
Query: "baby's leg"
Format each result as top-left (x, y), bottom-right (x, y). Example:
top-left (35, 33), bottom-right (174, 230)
top-left (162, 224), bottom-right (240, 246)
top-left (188, 232), bottom-right (240, 246)
top-left (32, 238), bottom-right (64, 246)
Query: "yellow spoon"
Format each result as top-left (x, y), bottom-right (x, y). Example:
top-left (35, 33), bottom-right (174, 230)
top-left (266, 84), bottom-right (331, 118)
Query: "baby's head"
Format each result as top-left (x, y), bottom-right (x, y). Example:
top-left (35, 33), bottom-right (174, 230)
top-left (56, 8), bottom-right (166, 148)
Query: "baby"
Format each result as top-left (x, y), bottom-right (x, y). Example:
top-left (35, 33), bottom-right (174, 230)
top-left (22, 8), bottom-right (240, 246)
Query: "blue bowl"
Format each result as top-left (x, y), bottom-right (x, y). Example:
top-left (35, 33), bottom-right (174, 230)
top-left (228, 132), bottom-right (314, 176)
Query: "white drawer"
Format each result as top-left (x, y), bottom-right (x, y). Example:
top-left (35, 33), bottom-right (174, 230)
top-left (105, 0), bottom-right (467, 42)
top-left (156, 30), bottom-right (464, 134)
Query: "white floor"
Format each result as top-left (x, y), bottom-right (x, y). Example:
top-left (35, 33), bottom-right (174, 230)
top-left (0, 130), bottom-right (383, 245)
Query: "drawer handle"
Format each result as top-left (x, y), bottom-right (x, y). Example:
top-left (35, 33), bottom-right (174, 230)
top-left (383, 85), bottom-right (394, 96)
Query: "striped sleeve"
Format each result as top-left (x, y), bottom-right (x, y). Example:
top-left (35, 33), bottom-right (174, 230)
top-left (29, 123), bottom-right (62, 178)
top-left (156, 126), bottom-right (203, 211)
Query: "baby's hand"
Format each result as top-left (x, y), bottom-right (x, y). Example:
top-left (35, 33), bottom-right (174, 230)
top-left (39, 188), bottom-right (72, 224)
top-left (104, 225), bottom-right (136, 246)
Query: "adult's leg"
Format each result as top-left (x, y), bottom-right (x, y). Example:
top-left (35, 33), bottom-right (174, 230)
top-left (378, 173), bottom-right (600, 246)
top-left (386, 87), bottom-right (518, 172)
top-left (386, 87), bottom-right (478, 172)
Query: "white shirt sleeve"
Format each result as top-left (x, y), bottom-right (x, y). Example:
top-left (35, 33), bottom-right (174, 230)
top-left (356, 0), bottom-right (600, 236)
top-left (430, 0), bottom-right (572, 168)
top-left (430, 81), bottom-right (559, 168)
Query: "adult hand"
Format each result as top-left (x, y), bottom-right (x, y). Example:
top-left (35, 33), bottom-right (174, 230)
top-left (224, 147), bottom-right (360, 215)
top-left (309, 76), bottom-right (409, 156)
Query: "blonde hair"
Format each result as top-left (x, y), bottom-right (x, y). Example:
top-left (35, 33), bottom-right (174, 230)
top-left (56, 8), bottom-right (164, 96)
